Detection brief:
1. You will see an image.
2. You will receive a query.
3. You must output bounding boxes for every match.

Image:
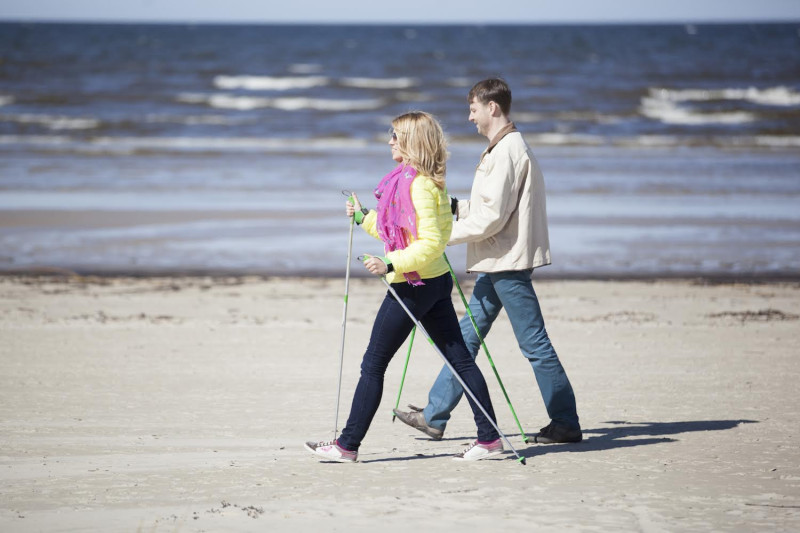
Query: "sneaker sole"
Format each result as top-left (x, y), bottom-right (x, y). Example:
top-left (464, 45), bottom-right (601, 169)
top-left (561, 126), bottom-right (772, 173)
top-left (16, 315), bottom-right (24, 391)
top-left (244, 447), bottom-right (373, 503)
top-left (452, 450), bottom-right (505, 462)
top-left (303, 442), bottom-right (357, 463)
top-left (533, 436), bottom-right (582, 444)
top-left (392, 409), bottom-right (444, 441)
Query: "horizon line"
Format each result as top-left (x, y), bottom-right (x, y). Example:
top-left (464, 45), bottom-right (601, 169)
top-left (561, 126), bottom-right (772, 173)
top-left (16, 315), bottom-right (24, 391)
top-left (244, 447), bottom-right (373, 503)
top-left (1, 17), bottom-right (798, 26)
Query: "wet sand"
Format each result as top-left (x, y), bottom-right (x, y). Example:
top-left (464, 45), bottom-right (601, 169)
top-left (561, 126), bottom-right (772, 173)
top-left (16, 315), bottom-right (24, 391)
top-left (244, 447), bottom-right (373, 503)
top-left (1, 275), bottom-right (799, 531)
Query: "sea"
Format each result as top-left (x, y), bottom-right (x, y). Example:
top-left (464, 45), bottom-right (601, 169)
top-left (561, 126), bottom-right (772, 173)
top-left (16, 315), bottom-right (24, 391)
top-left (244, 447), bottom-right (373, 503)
top-left (1, 22), bottom-right (799, 279)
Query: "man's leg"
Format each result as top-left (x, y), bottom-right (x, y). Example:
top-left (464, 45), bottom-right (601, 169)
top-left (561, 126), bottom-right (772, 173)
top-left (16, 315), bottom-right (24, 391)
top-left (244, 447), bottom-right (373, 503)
top-left (490, 270), bottom-right (580, 432)
top-left (422, 273), bottom-right (503, 432)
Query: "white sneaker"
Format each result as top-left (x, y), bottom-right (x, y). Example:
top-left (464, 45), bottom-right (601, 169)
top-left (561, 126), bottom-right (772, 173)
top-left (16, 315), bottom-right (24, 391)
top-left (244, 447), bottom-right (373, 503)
top-left (453, 439), bottom-right (504, 461)
top-left (304, 439), bottom-right (358, 463)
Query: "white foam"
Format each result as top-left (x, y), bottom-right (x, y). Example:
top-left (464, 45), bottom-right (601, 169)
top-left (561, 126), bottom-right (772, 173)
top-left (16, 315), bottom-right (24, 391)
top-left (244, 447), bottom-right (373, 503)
top-left (515, 111), bottom-right (621, 124)
top-left (205, 94), bottom-right (272, 111)
top-left (144, 114), bottom-right (253, 126)
top-left (525, 133), bottom-right (605, 146)
top-left (270, 96), bottom-right (385, 111)
top-left (0, 134), bottom-right (73, 146)
top-left (213, 75), bottom-right (329, 91)
top-left (614, 135), bottom-right (683, 148)
top-left (446, 77), bottom-right (473, 88)
top-left (0, 134), bottom-right (369, 153)
top-left (340, 77), bottom-right (418, 89)
top-left (640, 97), bottom-right (755, 125)
top-left (178, 92), bottom-right (385, 112)
top-left (753, 135), bottom-right (800, 148)
top-left (178, 93), bottom-right (269, 111)
top-left (92, 136), bottom-right (369, 152)
top-left (649, 86), bottom-right (800, 107)
top-left (0, 113), bottom-right (100, 130)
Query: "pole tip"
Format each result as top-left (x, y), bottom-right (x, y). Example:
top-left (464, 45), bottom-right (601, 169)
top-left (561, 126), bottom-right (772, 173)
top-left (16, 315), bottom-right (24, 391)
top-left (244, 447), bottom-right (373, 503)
top-left (518, 457), bottom-right (527, 466)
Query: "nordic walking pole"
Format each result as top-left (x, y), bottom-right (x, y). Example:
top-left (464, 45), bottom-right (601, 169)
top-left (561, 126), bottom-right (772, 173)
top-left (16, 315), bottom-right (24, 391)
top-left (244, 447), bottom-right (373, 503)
top-left (377, 272), bottom-right (526, 465)
top-left (334, 190), bottom-right (356, 439)
top-left (444, 253), bottom-right (530, 443)
top-left (392, 326), bottom-right (415, 422)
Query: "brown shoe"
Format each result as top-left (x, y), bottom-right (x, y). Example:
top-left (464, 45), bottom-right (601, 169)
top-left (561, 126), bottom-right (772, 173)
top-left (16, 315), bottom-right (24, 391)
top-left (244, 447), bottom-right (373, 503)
top-left (393, 405), bottom-right (444, 440)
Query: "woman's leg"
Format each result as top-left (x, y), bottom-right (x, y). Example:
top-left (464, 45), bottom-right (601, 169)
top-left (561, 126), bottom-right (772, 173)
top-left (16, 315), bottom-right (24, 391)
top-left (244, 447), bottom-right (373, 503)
top-left (419, 275), bottom-right (499, 443)
top-left (424, 273), bottom-right (503, 431)
top-left (336, 285), bottom-right (419, 451)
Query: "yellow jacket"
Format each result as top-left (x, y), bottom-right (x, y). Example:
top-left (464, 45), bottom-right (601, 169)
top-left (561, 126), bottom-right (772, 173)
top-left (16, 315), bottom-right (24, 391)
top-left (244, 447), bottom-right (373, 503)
top-left (361, 175), bottom-right (451, 284)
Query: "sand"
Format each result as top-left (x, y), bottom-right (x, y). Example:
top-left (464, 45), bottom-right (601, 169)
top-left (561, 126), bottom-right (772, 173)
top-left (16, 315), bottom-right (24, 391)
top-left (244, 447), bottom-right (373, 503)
top-left (1, 274), bottom-right (799, 532)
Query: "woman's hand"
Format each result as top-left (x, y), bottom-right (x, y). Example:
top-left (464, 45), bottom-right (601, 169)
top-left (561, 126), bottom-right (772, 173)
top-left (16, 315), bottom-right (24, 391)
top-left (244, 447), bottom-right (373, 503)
top-left (345, 192), bottom-right (362, 218)
top-left (363, 256), bottom-right (388, 276)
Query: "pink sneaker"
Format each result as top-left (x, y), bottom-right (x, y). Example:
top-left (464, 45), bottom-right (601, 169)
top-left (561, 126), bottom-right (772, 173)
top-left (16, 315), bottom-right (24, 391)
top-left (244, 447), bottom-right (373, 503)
top-left (304, 439), bottom-right (358, 463)
top-left (453, 439), bottom-right (504, 461)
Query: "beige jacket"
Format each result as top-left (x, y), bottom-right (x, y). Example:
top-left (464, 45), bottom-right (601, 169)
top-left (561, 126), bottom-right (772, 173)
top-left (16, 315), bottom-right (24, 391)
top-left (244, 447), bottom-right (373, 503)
top-left (449, 123), bottom-right (551, 273)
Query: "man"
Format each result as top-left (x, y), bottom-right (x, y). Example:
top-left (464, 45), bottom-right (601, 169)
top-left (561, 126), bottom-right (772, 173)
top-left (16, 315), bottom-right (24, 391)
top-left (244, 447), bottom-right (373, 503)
top-left (393, 78), bottom-right (582, 444)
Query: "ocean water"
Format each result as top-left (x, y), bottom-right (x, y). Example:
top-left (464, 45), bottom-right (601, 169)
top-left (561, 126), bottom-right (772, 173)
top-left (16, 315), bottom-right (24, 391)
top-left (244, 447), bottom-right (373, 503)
top-left (0, 23), bottom-right (799, 278)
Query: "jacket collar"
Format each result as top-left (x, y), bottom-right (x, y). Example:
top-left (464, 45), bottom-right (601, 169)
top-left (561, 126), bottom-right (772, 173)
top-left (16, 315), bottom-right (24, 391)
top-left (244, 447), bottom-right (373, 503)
top-left (486, 122), bottom-right (517, 153)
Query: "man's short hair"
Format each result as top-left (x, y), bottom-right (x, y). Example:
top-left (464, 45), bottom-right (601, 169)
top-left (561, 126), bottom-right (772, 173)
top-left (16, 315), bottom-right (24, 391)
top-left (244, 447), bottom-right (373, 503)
top-left (468, 78), bottom-right (511, 116)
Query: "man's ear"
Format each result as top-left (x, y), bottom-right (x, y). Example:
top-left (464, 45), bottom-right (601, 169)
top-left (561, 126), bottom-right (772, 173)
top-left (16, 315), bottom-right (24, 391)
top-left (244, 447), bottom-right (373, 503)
top-left (488, 100), bottom-right (501, 117)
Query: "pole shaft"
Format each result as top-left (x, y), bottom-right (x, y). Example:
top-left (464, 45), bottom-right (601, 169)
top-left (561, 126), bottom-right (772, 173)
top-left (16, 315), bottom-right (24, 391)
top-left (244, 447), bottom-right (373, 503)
top-left (444, 254), bottom-right (529, 442)
top-left (381, 277), bottom-right (525, 464)
top-left (392, 326), bottom-right (415, 420)
top-left (334, 218), bottom-right (355, 439)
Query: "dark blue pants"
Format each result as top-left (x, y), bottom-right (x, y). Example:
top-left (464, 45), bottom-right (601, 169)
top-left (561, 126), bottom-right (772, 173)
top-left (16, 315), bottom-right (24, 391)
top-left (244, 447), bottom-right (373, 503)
top-left (337, 273), bottom-right (499, 451)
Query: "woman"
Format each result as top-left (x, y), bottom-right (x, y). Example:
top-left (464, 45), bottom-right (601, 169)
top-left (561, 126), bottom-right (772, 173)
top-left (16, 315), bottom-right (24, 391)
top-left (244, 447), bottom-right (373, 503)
top-left (304, 111), bottom-right (503, 463)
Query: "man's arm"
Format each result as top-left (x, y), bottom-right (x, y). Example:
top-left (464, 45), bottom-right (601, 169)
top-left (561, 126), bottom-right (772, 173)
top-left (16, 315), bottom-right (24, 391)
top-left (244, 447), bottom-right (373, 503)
top-left (449, 152), bottom-right (521, 245)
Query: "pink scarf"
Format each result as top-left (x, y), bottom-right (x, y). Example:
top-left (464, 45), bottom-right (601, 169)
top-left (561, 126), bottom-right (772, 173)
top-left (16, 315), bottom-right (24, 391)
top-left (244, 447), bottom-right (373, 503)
top-left (374, 164), bottom-right (423, 286)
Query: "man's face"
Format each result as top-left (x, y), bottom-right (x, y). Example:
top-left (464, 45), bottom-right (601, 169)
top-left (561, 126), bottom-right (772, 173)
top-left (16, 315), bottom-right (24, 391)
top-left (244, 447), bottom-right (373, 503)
top-left (468, 97), bottom-right (492, 138)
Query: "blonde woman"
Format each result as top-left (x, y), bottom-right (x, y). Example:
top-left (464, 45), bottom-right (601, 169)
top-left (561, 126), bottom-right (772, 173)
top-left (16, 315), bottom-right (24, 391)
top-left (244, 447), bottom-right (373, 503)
top-left (305, 111), bottom-right (503, 463)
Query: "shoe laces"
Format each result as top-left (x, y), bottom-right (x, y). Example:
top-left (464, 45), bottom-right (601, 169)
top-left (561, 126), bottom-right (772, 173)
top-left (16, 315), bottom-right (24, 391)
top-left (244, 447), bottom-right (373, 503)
top-left (316, 440), bottom-right (337, 448)
top-left (458, 440), bottom-right (481, 455)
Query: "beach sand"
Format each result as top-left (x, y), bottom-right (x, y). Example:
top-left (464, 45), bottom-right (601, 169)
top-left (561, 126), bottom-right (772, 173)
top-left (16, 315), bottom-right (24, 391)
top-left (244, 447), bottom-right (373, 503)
top-left (1, 275), bottom-right (799, 532)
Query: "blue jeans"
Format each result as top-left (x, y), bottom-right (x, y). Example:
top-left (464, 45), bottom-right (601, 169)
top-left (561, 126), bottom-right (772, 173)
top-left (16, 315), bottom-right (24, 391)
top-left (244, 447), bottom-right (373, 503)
top-left (337, 273), bottom-right (499, 452)
top-left (423, 269), bottom-right (580, 432)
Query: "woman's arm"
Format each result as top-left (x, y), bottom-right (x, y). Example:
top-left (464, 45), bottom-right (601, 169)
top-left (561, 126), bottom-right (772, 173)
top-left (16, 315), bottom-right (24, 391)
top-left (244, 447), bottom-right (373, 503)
top-left (385, 177), bottom-right (447, 276)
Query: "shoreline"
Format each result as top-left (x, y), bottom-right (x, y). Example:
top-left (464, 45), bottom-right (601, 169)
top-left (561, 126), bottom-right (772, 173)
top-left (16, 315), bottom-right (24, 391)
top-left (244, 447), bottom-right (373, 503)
top-left (2, 266), bottom-right (800, 284)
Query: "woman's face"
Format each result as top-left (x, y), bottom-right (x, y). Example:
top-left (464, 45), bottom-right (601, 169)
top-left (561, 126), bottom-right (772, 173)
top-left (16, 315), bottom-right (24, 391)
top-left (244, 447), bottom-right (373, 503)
top-left (389, 129), bottom-right (403, 163)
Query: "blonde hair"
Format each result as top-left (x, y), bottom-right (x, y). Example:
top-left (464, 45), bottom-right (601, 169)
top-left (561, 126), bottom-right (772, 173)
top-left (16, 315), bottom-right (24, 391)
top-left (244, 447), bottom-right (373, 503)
top-left (392, 111), bottom-right (448, 189)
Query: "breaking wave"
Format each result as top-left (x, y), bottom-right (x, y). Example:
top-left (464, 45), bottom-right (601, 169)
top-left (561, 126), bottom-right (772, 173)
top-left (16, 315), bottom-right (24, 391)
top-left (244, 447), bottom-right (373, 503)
top-left (177, 92), bottom-right (385, 111)
top-left (640, 86), bottom-right (800, 126)
top-left (649, 86), bottom-right (800, 107)
top-left (639, 98), bottom-right (755, 125)
top-left (213, 75), bottom-right (330, 91)
top-left (0, 134), bottom-right (369, 154)
top-left (339, 77), bottom-right (419, 89)
top-left (0, 113), bottom-right (100, 130)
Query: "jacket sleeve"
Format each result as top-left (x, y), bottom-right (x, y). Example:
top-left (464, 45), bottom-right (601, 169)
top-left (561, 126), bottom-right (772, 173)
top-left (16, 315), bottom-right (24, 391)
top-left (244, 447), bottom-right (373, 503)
top-left (359, 210), bottom-right (382, 241)
top-left (455, 198), bottom-right (470, 219)
top-left (449, 151), bottom-right (522, 245)
top-left (385, 178), bottom-right (447, 276)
